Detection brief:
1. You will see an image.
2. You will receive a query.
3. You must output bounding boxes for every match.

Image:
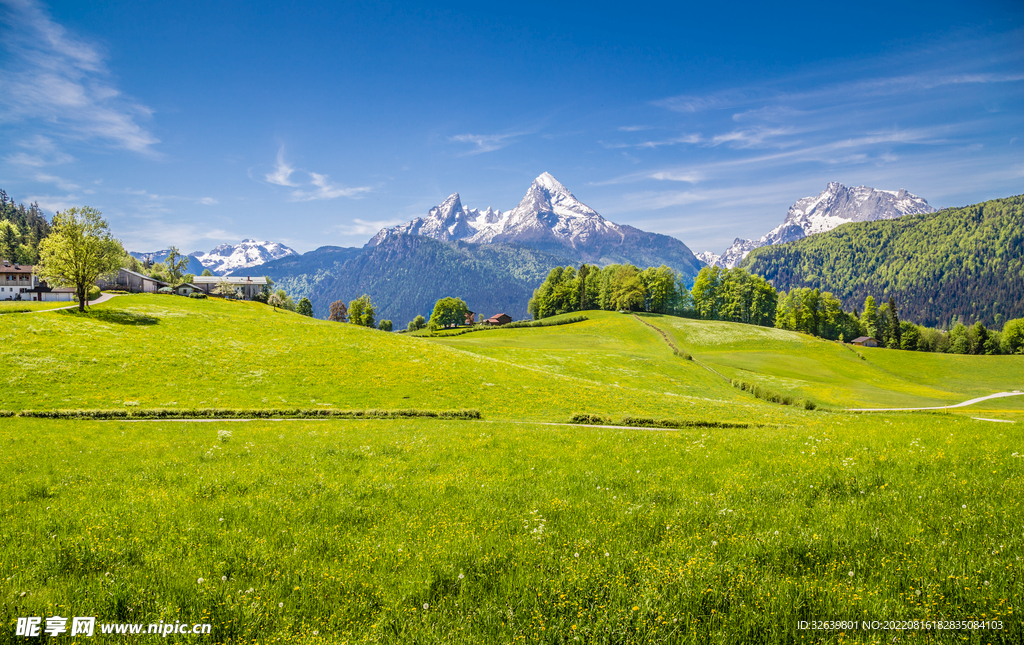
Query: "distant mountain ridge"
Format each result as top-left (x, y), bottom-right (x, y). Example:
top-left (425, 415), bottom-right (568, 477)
top-left (131, 240), bottom-right (297, 276)
top-left (371, 172), bottom-right (703, 275)
top-left (704, 182), bottom-right (935, 268)
top-left (192, 239), bottom-right (297, 276)
top-left (244, 235), bottom-right (572, 323)
top-left (742, 193), bottom-right (1024, 327)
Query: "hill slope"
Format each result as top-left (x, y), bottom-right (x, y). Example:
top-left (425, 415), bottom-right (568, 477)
top-left (742, 194), bottom-right (1024, 326)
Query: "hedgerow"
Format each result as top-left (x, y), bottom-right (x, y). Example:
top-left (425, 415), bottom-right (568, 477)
top-left (13, 408), bottom-right (482, 420)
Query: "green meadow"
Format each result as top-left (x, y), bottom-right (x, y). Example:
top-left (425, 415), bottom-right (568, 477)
top-left (2, 295), bottom-right (1023, 643)
top-left (0, 301), bottom-right (74, 314)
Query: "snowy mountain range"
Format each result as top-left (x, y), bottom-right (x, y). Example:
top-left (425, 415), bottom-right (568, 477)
top-left (701, 182), bottom-right (935, 269)
top-left (130, 240), bottom-right (297, 277)
top-left (369, 172), bottom-right (702, 275)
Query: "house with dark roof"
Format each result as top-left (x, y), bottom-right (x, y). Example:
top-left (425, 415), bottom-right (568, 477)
top-left (484, 313), bottom-right (513, 326)
top-left (96, 268), bottom-right (168, 293)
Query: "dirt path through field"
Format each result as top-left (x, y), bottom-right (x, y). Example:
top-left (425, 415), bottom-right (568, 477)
top-left (849, 391), bottom-right (1024, 412)
top-left (15, 293), bottom-right (119, 313)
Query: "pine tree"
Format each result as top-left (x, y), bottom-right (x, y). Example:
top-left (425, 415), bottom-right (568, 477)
top-left (887, 297), bottom-right (901, 349)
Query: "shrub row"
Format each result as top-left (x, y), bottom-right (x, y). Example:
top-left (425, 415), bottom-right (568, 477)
top-left (730, 379), bottom-right (817, 409)
top-left (14, 408), bottom-right (482, 420)
top-left (569, 412), bottom-right (749, 429)
top-left (430, 316), bottom-right (589, 337)
top-left (632, 315), bottom-right (692, 360)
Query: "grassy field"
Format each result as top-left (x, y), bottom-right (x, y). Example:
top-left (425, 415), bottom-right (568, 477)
top-left (3, 296), bottom-right (1023, 643)
top-left (0, 301), bottom-right (74, 314)
top-left (2, 414), bottom-right (1021, 644)
top-left (635, 314), bottom-right (1024, 410)
top-left (0, 296), bottom-right (786, 425)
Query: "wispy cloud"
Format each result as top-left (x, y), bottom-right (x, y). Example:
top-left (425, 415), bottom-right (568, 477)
top-left (264, 147), bottom-right (297, 186)
top-left (0, 0), bottom-right (159, 153)
top-left (198, 197), bottom-right (218, 205)
top-left (449, 131), bottom-right (527, 155)
top-left (34, 173), bottom-right (79, 191)
top-left (602, 133), bottom-right (701, 150)
top-left (290, 173), bottom-right (372, 202)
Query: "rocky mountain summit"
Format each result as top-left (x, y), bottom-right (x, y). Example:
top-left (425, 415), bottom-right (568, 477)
top-left (370, 172), bottom-right (701, 275)
top-left (703, 182), bottom-right (935, 268)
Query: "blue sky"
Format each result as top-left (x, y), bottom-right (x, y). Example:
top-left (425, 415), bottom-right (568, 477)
top-left (1, 0), bottom-right (1022, 256)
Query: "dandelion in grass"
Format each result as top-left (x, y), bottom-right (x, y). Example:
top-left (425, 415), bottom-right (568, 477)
top-left (458, 573), bottom-right (464, 580)
top-left (197, 578), bottom-right (204, 584)
top-left (574, 553), bottom-right (579, 558)
top-left (605, 552), bottom-right (609, 557)
top-left (849, 571), bottom-right (854, 577)
top-left (423, 603), bottom-right (429, 610)
top-left (221, 576), bottom-right (226, 581)
top-left (278, 602), bottom-right (284, 608)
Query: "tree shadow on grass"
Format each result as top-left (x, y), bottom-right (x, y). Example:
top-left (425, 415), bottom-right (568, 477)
top-left (59, 309), bottom-right (160, 326)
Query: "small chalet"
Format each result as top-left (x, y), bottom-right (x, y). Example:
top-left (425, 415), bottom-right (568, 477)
top-left (851, 336), bottom-right (879, 347)
top-left (484, 313), bottom-right (513, 326)
top-left (175, 283), bottom-right (201, 296)
top-left (1, 260), bottom-right (37, 300)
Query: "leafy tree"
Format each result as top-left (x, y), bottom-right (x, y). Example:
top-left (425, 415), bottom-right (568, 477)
top-left (328, 300), bottom-right (348, 322)
top-left (164, 246), bottom-right (190, 286)
top-left (860, 296), bottom-right (878, 339)
top-left (267, 292), bottom-right (285, 311)
top-left (429, 296), bottom-right (470, 328)
top-left (899, 321), bottom-right (920, 351)
top-left (348, 294), bottom-right (376, 327)
top-left (1002, 318), bottom-right (1024, 354)
top-left (272, 289), bottom-right (295, 311)
top-left (948, 323), bottom-right (969, 354)
top-left (408, 314), bottom-right (426, 331)
top-left (379, 319), bottom-right (393, 332)
top-left (297, 297), bottom-right (314, 317)
top-left (968, 321), bottom-right (990, 355)
top-left (201, 268), bottom-right (213, 276)
top-left (214, 280), bottom-right (237, 298)
top-left (36, 206), bottom-right (123, 312)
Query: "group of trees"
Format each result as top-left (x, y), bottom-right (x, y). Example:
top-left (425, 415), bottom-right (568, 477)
top-left (528, 264), bottom-right (691, 319)
top-left (528, 263), bottom-right (779, 328)
top-left (326, 294), bottom-right (389, 329)
top-left (0, 189), bottom-right (51, 265)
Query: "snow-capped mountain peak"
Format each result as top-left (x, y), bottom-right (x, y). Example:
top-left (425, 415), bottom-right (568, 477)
top-left (192, 239), bottom-right (298, 275)
top-left (704, 182), bottom-right (934, 268)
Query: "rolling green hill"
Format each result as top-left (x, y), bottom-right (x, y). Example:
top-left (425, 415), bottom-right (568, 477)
top-left (0, 294), bottom-right (784, 424)
top-left (742, 194), bottom-right (1024, 327)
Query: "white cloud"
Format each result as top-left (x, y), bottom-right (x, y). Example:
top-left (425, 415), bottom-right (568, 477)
top-left (34, 173), bottom-right (79, 191)
top-left (290, 172), bottom-right (372, 202)
top-left (198, 197), bottom-right (218, 205)
top-left (264, 147), bottom-right (297, 186)
top-left (0, 0), bottom-right (159, 153)
top-left (449, 132), bottom-right (525, 155)
top-left (650, 171), bottom-right (702, 183)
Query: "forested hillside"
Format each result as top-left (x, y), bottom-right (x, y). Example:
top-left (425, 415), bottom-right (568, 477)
top-left (742, 194), bottom-right (1024, 327)
top-left (0, 189), bottom-right (50, 264)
